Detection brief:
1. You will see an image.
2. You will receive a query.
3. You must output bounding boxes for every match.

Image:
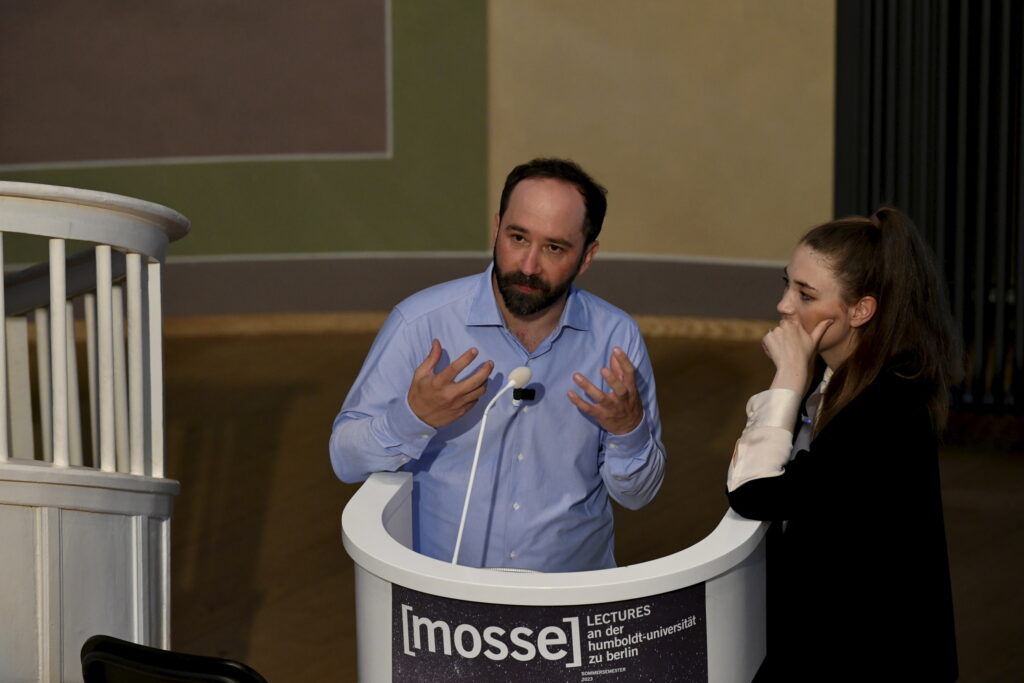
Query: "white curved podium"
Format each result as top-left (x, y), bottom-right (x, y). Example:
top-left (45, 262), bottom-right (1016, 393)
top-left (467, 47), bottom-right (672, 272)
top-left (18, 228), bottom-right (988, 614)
top-left (342, 472), bottom-right (767, 682)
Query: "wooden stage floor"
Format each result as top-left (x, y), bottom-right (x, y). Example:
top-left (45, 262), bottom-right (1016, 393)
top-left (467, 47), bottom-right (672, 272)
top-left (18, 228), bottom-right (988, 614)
top-left (162, 316), bottom-right (1023, 681)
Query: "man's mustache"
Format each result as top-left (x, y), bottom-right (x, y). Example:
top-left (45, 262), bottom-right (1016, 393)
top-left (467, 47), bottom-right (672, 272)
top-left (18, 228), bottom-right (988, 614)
top-left (503, 271), bottom-right (549, 292)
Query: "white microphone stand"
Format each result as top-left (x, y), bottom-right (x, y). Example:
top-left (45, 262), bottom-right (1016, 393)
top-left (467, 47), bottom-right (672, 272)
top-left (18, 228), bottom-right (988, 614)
top-left (451, 366), bottom-right (532, 566)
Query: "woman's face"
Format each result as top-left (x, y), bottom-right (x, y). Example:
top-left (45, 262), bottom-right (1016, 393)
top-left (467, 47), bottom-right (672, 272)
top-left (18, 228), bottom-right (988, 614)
top-left (777, 244), bottom-right (862, 368)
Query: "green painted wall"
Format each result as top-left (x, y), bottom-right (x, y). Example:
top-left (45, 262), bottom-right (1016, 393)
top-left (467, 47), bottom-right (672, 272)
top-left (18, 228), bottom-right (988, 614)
top-left (2, 2), bottom-right (488, 260)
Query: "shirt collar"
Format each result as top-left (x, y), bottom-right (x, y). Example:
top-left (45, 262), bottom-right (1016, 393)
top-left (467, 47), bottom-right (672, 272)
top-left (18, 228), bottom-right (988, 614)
top-left (821, 366), bottom-right (834, 393)
top-left (466, 263), bottom-right (591, 332)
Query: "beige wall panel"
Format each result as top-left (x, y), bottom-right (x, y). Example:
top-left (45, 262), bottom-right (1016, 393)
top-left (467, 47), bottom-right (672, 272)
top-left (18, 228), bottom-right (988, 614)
top-left (489, 1), bottom-right (835, 260)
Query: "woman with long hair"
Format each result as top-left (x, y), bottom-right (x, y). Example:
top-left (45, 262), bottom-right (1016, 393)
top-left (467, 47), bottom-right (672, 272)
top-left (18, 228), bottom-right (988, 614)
top-left (728, 207), bottom-right (960, 680)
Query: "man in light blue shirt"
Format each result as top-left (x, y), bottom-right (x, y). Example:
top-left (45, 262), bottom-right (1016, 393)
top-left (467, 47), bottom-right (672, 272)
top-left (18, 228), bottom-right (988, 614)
top-left (330, 158), bottom-right (665, 572)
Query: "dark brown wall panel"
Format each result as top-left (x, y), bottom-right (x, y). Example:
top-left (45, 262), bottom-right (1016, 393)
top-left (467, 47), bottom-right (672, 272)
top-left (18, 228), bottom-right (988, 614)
top-left (0, 0), bottom-right (388, 165)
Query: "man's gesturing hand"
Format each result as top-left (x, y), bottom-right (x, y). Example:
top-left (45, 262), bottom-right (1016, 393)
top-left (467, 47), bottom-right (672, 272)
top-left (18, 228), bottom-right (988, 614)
top-left (408, 339), bottom-right (494, 429)
top-left (568, 347), bottom-right (643, 435)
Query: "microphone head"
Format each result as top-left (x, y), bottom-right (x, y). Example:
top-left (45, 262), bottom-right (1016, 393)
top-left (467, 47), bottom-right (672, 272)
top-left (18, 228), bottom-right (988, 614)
top-left (508, 366), bottom-right (532, 388)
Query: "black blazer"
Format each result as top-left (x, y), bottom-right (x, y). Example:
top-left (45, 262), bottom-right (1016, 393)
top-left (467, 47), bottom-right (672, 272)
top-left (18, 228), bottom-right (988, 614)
top-left (728, 371), bottom-right (958, 681)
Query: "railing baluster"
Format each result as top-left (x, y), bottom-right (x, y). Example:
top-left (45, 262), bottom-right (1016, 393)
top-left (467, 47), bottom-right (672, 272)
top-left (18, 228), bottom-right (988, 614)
top-left (148, 262), bottom-right (164, 478)
top-left (0, 233), bottom-right (7, 462)
top-left (96, 246), bottom-right (116, 472)
top-left (49, 237), bottom-right (69, 466)
top-left (113, 284), bottom-right (129, 472)
top-left (66, 301), bottom-right (83, 467)
top-left (127, 253), bottom-right (145, 475)
top-left (85, 292), bottom-right (99, 466)
top-left (7, 317), bottom-right (33, 459)
top-left (50, 239), bottom-right (68, 468)
top-left (34, 307), bottom-right (52, 462)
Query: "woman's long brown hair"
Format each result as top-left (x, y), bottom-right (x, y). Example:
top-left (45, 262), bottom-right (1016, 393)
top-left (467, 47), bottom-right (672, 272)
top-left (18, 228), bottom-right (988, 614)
top-left (803, 207), bottom-right (962, 434)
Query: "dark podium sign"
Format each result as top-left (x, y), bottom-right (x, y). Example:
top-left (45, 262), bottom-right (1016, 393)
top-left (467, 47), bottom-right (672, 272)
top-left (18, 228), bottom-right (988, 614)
top-left (392, 581), bottom-right (708, 681)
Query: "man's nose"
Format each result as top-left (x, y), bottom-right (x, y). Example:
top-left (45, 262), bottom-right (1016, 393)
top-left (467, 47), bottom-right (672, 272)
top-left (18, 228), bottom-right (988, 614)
top-left (520, 247), bottom-right (542, 275)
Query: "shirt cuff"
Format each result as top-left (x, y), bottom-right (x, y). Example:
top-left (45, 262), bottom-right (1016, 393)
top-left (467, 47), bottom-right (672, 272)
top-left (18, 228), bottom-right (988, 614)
top-left (726, 388), bottom-right (800, 492)
top-left (745, 388), bottom-right (801, 430)
top-left (372, 394), bottom-right (437, 461)
top-left (604, 412), bottom-right (652, 456)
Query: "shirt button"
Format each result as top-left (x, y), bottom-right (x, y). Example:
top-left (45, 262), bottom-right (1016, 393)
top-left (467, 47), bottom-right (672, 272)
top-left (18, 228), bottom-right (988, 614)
top-left (609, 443), bottom-right (618, 449)
top-left (513, 502), bottom-right (520, 511)
top-left (509, 551), bottom-right (517, 559)
top-left (420, 434), bottom-right (430, 439)
top-left (399, 456), bottom-right (410, 465)
top-left (522, 406), bottom-right (530, 413)
top-left (517, 453), bottom-right (524, 462)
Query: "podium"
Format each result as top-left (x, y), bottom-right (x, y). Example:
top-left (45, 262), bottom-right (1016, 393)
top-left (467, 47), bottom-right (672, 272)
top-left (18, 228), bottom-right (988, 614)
top-left (342, 472), bottom-right (767, 682)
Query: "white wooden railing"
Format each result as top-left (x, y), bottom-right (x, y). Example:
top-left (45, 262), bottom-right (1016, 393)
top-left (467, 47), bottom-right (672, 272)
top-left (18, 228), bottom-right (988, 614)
top-left (0, 181), bottom-right (189, 683)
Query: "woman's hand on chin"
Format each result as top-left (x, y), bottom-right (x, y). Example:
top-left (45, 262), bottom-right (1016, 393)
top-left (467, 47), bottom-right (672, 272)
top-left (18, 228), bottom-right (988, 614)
top-left (764, 318), bottom-right (833, 394)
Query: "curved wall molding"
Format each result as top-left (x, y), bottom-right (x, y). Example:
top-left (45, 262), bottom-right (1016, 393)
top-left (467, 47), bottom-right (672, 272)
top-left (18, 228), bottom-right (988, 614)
top-left (162, 252), bottom-right (782, 323)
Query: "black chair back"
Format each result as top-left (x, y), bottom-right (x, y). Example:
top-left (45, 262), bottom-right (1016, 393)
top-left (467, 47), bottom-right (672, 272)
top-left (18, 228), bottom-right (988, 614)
top-left (81, 635), bottom-right (268, 683)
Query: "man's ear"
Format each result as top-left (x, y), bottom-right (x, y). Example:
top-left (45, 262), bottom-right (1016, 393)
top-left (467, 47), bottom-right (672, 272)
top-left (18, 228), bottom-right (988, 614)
top-left (577, 240), bottom-right (600, 278)
top-left (850, 295), bottom-right (877, 328)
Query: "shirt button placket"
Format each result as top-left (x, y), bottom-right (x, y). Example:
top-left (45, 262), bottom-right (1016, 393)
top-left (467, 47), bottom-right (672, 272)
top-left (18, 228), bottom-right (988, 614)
top-left (510, 447), bottom-right (525, 565)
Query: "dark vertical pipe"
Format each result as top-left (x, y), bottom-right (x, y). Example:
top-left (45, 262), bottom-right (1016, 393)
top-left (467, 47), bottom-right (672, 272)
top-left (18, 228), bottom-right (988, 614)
top-left (835, 0), bottom-right (869, 217)
top-left (884, 0), bottom-right (899, 203)
top-left (1015, 0), bottom-right (1024, 406)
top-left (857, 2), bottom-right (874, 214)
top-left (954, 0), bottom-right (970, 402)
top-left (914, 0), bottom-right (932, 237)
top-left (897, 0), bottom-right (914, 210)
top-left (973, 0), bottom-right (992, 404)
top-left (934, 0), bottom-right (949, 270)
top-left (992, 0), bottom-right (1010, 405)
top-left (871, 0), bottom-right (886, 208)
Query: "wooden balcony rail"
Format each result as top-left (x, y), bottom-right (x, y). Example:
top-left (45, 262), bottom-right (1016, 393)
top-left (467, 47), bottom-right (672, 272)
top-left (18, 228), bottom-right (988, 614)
top-left (0, 181), bottom-right (190, 681)
top-left (0, 181), bottom-right (189, 475)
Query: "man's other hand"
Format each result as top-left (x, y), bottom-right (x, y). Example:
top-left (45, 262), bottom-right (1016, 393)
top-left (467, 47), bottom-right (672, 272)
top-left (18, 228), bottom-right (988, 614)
top-left (567, 347), bottom-right (643, 435)
top-left (408, 339), bottom-right (494, 429)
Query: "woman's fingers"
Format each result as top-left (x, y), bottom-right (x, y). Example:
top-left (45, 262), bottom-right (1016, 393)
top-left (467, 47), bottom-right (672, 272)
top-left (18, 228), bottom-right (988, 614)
top-left (809, 318), bottom-right (834, 349)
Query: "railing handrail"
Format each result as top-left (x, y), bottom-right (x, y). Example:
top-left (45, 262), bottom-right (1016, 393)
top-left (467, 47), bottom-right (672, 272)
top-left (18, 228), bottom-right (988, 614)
top-left (0, 181), bottom-right (190, 262)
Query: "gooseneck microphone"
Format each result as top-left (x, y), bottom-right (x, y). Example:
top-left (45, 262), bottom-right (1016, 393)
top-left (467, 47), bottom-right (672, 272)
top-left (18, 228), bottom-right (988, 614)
top-left (451, 366), bottom-right (532, 566)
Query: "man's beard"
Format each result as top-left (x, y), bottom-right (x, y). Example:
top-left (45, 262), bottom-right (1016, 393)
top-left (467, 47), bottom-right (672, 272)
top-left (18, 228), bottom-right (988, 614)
top-left (493, 248), bottom-right (580, 316)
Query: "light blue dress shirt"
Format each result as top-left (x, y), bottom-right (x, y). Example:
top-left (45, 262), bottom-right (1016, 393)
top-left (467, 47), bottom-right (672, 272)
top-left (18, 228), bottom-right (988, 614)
top-left (329, 265), bottom-right (665, 572)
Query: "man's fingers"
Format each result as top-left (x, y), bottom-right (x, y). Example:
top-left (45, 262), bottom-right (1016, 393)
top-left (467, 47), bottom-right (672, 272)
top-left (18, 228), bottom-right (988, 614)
top-left (451, 380), bottom-right (489, 411)
top-left (414, 339), bottom-right (442, 378)
top-left (567, 390), bottom-right (597, 415)
top-left (438, 346), bottom-right (479, 382)
top-left (601, 367), bottom-right (628, 397)
top-left (610, 347), bottom-right (636, 381)
top-left (454, 360), bottom-right (494, 392)
top-left (573, 373), bottom-right (608, 403)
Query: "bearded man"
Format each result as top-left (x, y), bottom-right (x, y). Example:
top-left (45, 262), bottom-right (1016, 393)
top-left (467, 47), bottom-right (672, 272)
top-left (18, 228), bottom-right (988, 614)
top-left (329, 158), bottom-right (665, 572)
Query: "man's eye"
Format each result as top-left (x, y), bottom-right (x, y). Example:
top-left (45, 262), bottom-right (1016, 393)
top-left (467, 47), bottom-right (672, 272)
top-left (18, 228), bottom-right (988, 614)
top-left (547, 245), bottom-right (562, 253)
top-left (800, 292), bottom-right (814, 301)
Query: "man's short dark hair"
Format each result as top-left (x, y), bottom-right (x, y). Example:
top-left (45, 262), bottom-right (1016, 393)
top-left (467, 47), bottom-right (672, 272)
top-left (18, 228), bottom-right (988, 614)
top-left (498, 158), bottom-right (608, 245)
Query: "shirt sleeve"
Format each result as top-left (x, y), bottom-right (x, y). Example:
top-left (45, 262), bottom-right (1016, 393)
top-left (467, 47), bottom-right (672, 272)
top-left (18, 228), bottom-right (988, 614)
top-left (328, 308), bottom-right (437, 483)
top-left (726, 388), bottom-right (801, 492)
top-left (599, 328), bottom-right (666, 510)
